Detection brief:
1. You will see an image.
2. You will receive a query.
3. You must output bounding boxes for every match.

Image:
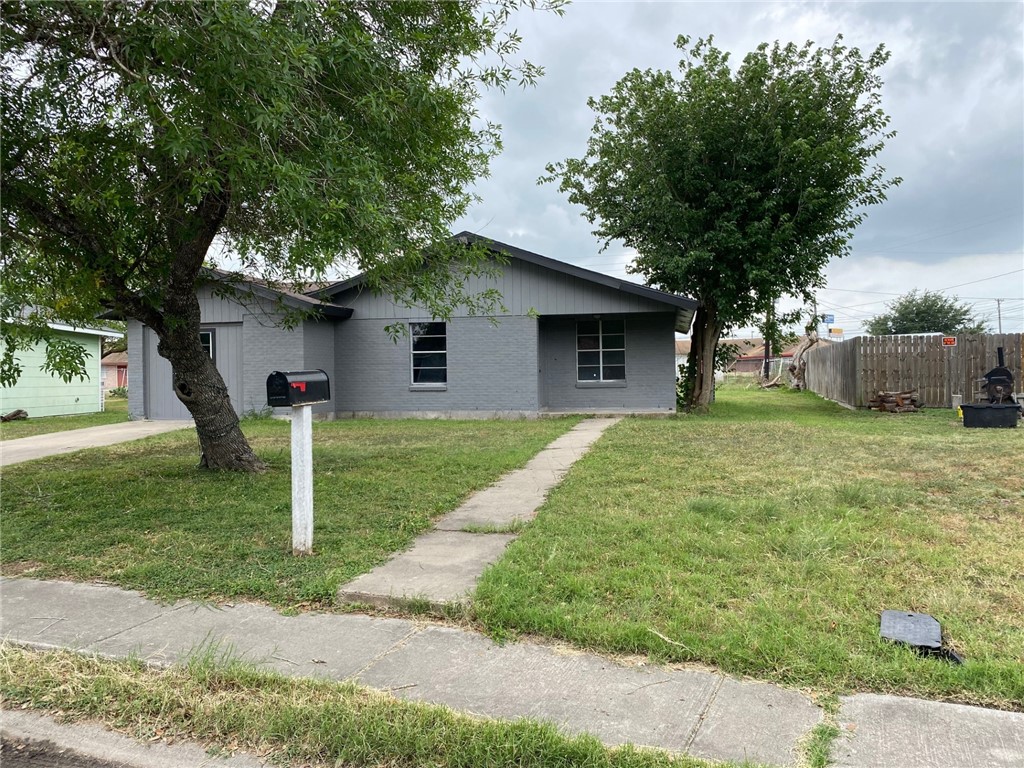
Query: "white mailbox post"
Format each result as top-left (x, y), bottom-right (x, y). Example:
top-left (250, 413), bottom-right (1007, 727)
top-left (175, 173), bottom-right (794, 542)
top-left (266, 370), bottom-right (330, 556)
top-left (291, 402), bottom-right (314, 554)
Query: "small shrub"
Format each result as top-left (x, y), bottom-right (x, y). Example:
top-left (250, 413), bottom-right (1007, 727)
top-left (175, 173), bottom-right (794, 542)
top-left (107, 386), bottom-right (128, 398)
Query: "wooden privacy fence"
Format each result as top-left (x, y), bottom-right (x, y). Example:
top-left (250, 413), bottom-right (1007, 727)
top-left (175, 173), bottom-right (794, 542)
top-left (804, 333), bottom-right (1023, 409)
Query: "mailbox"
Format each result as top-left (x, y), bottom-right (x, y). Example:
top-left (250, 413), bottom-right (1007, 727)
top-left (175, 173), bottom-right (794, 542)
top-left (267, 370), bottom-right (331, 407)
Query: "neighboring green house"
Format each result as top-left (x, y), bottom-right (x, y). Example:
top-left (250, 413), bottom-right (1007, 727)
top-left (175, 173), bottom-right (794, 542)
top-left (0, 323), bottom-right (122, 418)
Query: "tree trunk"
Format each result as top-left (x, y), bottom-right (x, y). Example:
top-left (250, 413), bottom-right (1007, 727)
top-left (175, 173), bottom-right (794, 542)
top-left (155, 295), bottom-right (267, 473)
top-left (687, 304), bottom-right (724, 411)
top-left (787, 331), bottom-right (819, 391)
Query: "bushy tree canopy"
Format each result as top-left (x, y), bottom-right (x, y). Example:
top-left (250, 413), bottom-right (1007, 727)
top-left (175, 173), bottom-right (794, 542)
top-left (865, 290), bottom-right (987, 336)
top-left (1, 0), bottom-right (560, 469)
top-left (545, 35), bottom-right (899, 409)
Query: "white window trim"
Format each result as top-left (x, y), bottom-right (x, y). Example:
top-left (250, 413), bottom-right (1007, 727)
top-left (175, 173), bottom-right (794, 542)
top-left (576, 319), bottom-right (626, 383)
top-left (409, 321), bottom-right (447, 389)
top-left (199, 329), bottom-right (215, 364)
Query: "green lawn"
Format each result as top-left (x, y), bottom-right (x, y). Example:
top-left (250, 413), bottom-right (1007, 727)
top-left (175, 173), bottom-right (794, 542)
top-left (0, 397), bottom-right (129, 439)
top-left (474, 386), bottom-right (1024, 710)
top-left (0, 416), bottom-right (579, 608)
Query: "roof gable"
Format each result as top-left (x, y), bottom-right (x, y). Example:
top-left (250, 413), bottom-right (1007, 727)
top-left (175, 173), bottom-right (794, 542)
top-left (316, 232), bottom-right (697, 331)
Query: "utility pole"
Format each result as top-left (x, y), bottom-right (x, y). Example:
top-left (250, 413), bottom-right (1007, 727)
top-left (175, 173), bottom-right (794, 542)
top-left (995, 298), bottom-right (1003, 334)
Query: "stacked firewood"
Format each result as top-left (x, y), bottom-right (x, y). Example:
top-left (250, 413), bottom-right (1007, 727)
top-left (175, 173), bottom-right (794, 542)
top-left (868, 390), bottom-right (921, 412)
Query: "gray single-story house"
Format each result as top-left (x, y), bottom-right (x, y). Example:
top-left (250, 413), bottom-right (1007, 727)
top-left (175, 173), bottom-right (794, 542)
top-left (128, 233), bottom-right (697, 419)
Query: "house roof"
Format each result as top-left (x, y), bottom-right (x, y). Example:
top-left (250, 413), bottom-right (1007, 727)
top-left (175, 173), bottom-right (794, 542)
top-left (101, 351), bottom-right (128, 366)
top-left (736, 336), bottom-right (831, 360)
top-left (45, 322), bottom-right (124, 338)
top-left (316, 232), bottom-right (699, 333)
top-left (201, 269), bottom-right (354, 319)
top-left (99, 270), bottom-right (353, 321)
top-left (674, 337), bottom-right (763, 356)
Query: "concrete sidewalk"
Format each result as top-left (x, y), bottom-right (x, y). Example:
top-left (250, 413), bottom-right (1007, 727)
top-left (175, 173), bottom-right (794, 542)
top-left (4, 578), bottom-right (1022, 767)
top-left (1, 420), bottom-right (193, 467)
top-left (338, 418), bottom-right (619, 608)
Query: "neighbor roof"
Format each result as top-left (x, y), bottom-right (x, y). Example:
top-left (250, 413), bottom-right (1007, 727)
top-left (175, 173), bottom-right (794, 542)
top-left (316, 232), bottom-right (698, 332)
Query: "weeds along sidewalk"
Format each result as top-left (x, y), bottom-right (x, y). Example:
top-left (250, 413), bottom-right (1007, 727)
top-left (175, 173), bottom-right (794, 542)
top-left (2, 577), bottom-right (821, 767)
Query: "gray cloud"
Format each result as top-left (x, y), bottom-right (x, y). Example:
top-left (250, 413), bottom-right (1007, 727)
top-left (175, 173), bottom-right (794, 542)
top-left (455, 1), bottom-right (1024, 333)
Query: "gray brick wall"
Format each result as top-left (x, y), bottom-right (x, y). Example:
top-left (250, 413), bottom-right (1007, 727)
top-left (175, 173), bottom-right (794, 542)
top-left (539, 313), bottom-right (677, 412)
top-left (302, 318), bottom-right (336, 416)
top-left (241, 307), bottom-right (305, 415)
top-left (334, 316), bottom-right (540, 414)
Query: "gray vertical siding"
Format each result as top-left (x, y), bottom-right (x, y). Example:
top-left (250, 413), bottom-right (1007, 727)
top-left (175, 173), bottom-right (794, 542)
top-left (141, 323), bottom-right (243, 419)
top-left (539, 313), bottom-right (677, 412)
top-left (333, 259), bottom-right (671, 319)
top-left (127, 319), bottom-right (145, 420)
top-left (334, 316), bottom-right (539, 415)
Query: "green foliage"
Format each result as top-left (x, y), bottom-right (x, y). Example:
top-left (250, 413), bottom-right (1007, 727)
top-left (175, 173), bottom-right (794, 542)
top-left (676, 341), bottom-right (737, 409)
top-left (545, 35), bottom-right (900, 408)
top-left (865, 289), bottom-right (987, 336)
top-left (107, 386), bottom-right (128, 398)
top-left (1, 0), bottom-right (564, 385)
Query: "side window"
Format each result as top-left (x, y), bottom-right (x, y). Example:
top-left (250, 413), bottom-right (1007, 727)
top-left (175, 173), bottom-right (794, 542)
top-left (410, 322), bottom-right (446, 384)
top-left (199, 329), bottom-right (215, 363)
top-left (577, 319), bottom-right (625, 381)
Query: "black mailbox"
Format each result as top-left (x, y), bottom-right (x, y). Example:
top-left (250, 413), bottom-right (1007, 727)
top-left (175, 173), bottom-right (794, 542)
top-left (267, 370), bottom-right (331, 407)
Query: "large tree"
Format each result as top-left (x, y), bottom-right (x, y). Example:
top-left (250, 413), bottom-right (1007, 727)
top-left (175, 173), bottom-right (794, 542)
top-left (865, 289), bottom-right (987, 336)
top-left (545, 35), bottom-right (899, 409)
top-left (2, 0), bottom-right (561, 470)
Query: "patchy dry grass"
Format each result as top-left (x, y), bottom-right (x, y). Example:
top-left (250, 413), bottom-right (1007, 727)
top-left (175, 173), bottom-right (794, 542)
top-left (475, 386), bottom-right (1024, 709)
top-left (0, 645), bottom-right (735, 768)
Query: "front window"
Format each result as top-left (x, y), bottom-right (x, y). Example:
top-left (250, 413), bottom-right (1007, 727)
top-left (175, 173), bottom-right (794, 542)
top-left (199, 329), bottom-right (215, 363)
top-left (577, 319), bottom-right (625, 381)
top-left (411, 322), bottom-right (447, 384)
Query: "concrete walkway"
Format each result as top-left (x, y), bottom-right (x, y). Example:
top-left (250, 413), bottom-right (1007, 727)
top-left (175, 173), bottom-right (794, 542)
top-left (337, 418), bottom-right (620, 608)
top-left (3, 578), bottom-right (1022, 767)
top-left (0, 420), bottom-right (194, 467)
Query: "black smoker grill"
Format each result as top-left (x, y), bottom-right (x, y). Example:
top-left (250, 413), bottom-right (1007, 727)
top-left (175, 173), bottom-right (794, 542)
top-left (961, 347), bottom-right (1021, 428)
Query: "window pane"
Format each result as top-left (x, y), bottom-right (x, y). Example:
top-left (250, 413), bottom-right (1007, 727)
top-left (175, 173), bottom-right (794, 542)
top-left (603, 334), bottom-right (625, 350)
top-left (413, 352), bottom-right (446, 369)
top-left (199, 331), bottom-right (214, 359)
top-left (577, 351), bottom-right (600, 367)
top-left (412, 335), bottom-right (446, 352)
top-left (578, 366), bottom-right (600, 381)
top-left (603, 350), bottom-right (625, 366)
top-left (577, 335), bottom-right (600, 350)
top-left (411, 322), bottom-right (445, 337)
top-left (603, 365), bottom-right (626, 380)
top-left (412, 367), bottom-right (447, 384)
top-left (602, 318), bottom-right (624, 334)
top-left (577, 320), bottom-right (600, 336)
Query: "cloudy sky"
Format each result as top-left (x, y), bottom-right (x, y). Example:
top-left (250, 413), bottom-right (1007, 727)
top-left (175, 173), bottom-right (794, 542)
top-left (453, 0), bottom-right (1024, 337)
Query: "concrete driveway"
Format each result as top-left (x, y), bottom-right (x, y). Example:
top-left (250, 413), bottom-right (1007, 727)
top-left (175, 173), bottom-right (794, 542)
top-left (0, 420), bottom-right (194, 468)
